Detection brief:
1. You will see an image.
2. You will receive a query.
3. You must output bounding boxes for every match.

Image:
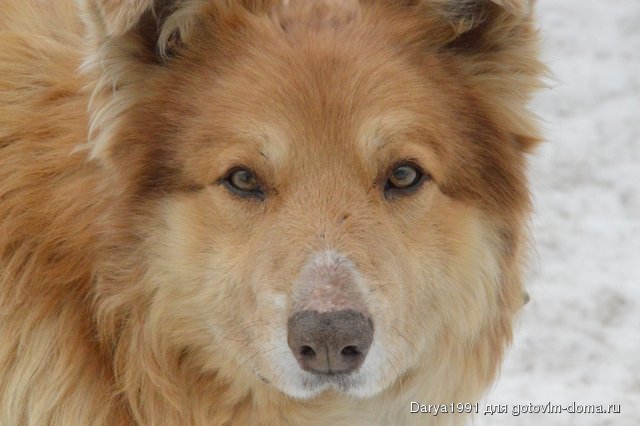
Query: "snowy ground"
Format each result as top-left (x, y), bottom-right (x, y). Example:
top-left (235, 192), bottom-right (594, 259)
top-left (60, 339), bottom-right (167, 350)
top-left (478, 1), bottom-right (640, 425)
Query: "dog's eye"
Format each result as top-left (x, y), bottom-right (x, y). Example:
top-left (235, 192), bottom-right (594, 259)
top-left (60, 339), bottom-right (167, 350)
top-left (222, 167), bottom-right (264, 198)
top-left (384, 163), bottom-right (428, 196)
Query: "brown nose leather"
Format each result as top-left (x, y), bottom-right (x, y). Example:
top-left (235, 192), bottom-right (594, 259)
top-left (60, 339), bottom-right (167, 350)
top-left (287, 309), bottom-right (373, 374)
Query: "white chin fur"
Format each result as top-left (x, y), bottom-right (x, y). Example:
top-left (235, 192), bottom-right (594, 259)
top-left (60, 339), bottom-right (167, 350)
top-left (272, 369), bottom-right (389, 400)
top-left (265, 338), bottom-right (396, 400)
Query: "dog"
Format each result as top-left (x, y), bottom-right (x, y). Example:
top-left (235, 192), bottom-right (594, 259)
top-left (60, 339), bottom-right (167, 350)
top-left (0, 0), bottom-right (543, 424)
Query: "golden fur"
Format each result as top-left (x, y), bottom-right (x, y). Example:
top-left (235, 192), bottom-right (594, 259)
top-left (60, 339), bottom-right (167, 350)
top-left (0, 0), bottom-right (544, 424)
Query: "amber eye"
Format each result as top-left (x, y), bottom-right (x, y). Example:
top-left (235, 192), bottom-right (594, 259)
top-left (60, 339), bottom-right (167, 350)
top-left (222, 167), bottom-right (264, 198)
top-left (384, 163), bottom-right (428, 196)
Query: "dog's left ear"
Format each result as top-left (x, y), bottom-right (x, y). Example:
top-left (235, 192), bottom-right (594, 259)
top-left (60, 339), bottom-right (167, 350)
top-left (406, 0), bottom-right (544, 151)
top-left (427, 0), bottom-right (536, 57)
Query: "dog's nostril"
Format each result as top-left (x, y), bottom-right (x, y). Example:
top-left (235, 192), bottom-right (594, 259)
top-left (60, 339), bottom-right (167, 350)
top-left (299, 345), bottom-right (316, 359)
top-left (340, 345), bottom-right (361, 358)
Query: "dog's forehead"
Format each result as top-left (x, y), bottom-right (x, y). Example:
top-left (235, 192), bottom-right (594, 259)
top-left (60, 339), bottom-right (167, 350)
top-left (183, 2), bottom-right (455, 174)
top-left (275, 0), bottom-right (361, 24)
top-left (214, 59), bottom-right (434, 156)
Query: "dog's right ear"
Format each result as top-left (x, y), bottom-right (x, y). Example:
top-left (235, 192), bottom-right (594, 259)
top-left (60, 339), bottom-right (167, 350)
top-left (80, 0), bottom-right (207, 61)
top-left (79, 1), bottom-right (211, 160)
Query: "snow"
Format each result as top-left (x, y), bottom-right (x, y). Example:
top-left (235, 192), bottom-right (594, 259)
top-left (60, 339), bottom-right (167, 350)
top-left (477, 0), bottom-right (640, 425)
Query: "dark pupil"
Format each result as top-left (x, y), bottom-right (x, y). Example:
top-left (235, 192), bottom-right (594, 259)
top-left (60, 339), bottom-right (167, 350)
top-left (392, 166), bottom-right (416, 186)
top-left (232, 170), bottom-right (256, 190)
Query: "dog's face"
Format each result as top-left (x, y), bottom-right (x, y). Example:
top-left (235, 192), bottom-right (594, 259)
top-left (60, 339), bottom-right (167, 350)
top-left (85, 0), bottom-right (541, 401)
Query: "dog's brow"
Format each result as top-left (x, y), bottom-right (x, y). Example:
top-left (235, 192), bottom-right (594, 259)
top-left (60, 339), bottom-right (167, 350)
top-left (357, 111), bottom-right (419, 157)
top-left (236, 122), bottom-right (289, 167)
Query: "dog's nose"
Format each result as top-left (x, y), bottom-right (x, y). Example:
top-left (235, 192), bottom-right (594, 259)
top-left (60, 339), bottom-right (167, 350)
top-left (287, 309), bottom-right (373, 374)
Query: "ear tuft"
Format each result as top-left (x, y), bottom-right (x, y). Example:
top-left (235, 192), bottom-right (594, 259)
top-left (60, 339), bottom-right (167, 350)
top-left (82, 0), bottom-right (154, 39)
top-left (429, 0), bottom-right (534, 49)
top-left (155, 1), bottom-right (207, 59)
top-left (80, 0), bottom-right (207, 60)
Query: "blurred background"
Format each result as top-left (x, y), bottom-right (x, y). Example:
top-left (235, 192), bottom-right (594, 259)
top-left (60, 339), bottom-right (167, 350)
top-left (479, 1), bottom-right (640, 425)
